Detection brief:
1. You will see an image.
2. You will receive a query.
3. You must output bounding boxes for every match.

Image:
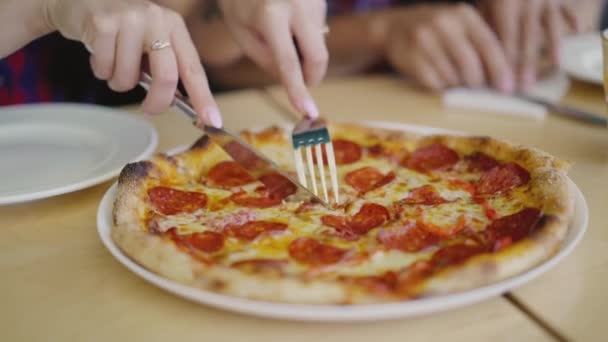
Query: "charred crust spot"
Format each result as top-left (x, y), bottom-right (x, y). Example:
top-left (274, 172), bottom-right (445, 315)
top-left (530, 215), bottom-right (558, 240)
top-left (118, 161), bottom-right (153, 185)
top-left (165, 155), bottom-right (179, 165)
top-left (538, 214), bottom-right (557, 228)
top-left (537, 214), bottom-right (556, 228)
top-left (209, 279), bottom-right (227, 291)
top-left (190, 135), bottom-right (212, 150)
top-left (513, 148), bottom-right (535, 165)
top-left (386, 132), bottom-right (407, 142)
top-left (470, 136), bottom-right (492, 148)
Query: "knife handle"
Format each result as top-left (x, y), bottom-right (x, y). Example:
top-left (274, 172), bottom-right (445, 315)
top-left (139, 72), bottom-right (199, 124)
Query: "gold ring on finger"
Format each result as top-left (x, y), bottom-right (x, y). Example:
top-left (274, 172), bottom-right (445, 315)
top-left (149, 40), bottom-right (171, 51)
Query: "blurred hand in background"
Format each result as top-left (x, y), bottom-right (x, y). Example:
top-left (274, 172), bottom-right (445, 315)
top-left (479, 0), bottom-right (580, 90)
top-left (383, 3), bottom-right (513, 93)
top-left (176, 0), bottom-right (597, 95)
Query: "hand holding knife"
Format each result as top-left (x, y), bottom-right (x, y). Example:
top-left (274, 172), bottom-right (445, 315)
top-left (138, 72), bottom-right (331, 208)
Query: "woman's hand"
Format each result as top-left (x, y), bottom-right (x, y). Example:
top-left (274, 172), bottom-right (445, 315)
top-left (384, 4), bottom-right (513, 93)
top-left (479, 0), bottom-right (580, 89)
top-left (218, 0), bottom-right (329, 118)
top-left (45, 0), bottom-right (222, 126)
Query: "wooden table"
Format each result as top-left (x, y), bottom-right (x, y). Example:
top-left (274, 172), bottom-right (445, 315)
top-left (1, 76), bottom-right (605, 341)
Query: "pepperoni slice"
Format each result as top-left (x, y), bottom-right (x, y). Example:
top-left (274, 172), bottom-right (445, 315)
top-left (313, 139), bottom-right (362, 165)
top-left (322, 203), bottom-right (390, 239)
top-left (447, 179), bottom-right (476, 196)
top-left (350, 203), bottom-right (391, 234)
top-left (476, 162), bottom-right (531, 195)
top-left (349, 261), bottom-right (433, 296)
top-left (345, 167), bottom-right (384, 192)
top-left (345, 167), bottom-right (396, 193)
top-left (367, 144), bottom-right (384, 156)
top-left (226, 221), bottom-right (287, 240)
top-left (321, 215), bottom-right (359, 240)
top-left (352, 271), bottom-right (400, 294)
top-left (185, 231), bottom-right (224, 253)
top-left (418, 214), bottom-right (467, 238)
top-left (430, 244), bottom-right (487, 268)
top-left (295, 202), bottom-right (319, 214)
top-left (373, 172), bottom-right (396, 190)
top-left (207, 161), bottom-right (254, 187)
top-left (224, 141), bottom-right (263, 169)
top-left (167, 228), bottom-right (224, 253)
top-left (377, 223), bottom-right (439, 252)
top-left (148, 186), bottom-right (207, 215)
top-left (402, 185), bottom-right (448, 205)
top-left (259, 172), bottom-right (297, 200)
top-left (466, 152), bottom-right (500, 172)
top-left (403, 144), bottom-right (459, 172)
top-left (230, 191), bottom-right (281, 208)
top-left (485, 208), bottom-right (542, 251)
top-left (331, 139), bottom-right (363, 165)
top-left (321, 215), bottom-right (350, 231)
top-left (229, 173), bottom-right (297, 208)
top-left (288, 238), bottom-right (347, 265)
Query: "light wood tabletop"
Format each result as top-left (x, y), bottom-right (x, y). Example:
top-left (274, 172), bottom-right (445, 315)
top-left (1, 76), bottom-right (605, 341)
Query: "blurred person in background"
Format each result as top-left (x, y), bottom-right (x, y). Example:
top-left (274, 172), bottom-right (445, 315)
top-left (192, 0), bottom-right (604, 94)
top-left (0, 0), bottom-right (330, 122)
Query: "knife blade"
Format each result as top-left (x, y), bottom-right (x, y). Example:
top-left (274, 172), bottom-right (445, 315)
top-left (518, 94), bottom-right (608, 127)
top-left (138, 73), bottom-right (330, 208)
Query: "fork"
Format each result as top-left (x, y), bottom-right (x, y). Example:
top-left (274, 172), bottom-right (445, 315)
top-left (291, 118), bottom-right (340, 205)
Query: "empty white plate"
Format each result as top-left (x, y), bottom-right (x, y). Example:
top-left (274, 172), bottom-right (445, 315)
top-left (561, 32), bottom-right (603, 85)
top-left (0, 103), bottom-right (157, 205)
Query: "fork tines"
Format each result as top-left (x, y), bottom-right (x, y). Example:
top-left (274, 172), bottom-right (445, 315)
top-left (292, 119), bottom-right (339, 205)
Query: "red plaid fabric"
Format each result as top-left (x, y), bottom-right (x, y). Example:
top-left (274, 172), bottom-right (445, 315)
top-left (328, 0), bottom-right (397, 15)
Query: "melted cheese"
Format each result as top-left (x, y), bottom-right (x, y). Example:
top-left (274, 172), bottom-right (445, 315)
top-left (149, 134), bottom-right (540, 282)
top-left (330, 250), bottom-right (428, 277)
top-left (422, 201), bottom-right (488, 232)
top-left (489, 186), bottom-right (531, 217)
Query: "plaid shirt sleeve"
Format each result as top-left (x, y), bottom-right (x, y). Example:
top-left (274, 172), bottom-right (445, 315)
top-left (328, 0), bottom-right (397, 16)
top-left (0, 36), bottom-right (64, 106)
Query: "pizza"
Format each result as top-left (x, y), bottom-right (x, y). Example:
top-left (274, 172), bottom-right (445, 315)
top-left (112, 123), bottom-right (574, 304)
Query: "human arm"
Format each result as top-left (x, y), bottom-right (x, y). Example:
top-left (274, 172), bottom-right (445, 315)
top-left (1, 0), bottom-right (221, 126)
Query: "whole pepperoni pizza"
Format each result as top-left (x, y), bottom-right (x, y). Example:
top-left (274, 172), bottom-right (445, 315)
top-left (112, 124), bottom-right (574, 304)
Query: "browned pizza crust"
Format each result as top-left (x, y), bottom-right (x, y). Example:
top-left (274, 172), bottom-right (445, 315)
top-left (419, 156), bottom-right (573, 296)
top-left (323, 128), bottom-right (574, 297)
top-left (111, 123), bottom-right (574, 304)
top-left (112, 140), bottom-right (377, 304)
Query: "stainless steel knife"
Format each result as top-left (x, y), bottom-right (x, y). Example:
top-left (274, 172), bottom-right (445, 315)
top-left (518, 94), bottom-right (608, 127)
top-left (138, 73), bottom-right (330, 208)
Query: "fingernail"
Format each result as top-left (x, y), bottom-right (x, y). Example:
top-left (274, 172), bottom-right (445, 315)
top-left (499, 76), bottom-right (515, 94)
top-left (553, 50), bottom-right (562, 67)
top-left (522, 69), bottom-right (536, 90)
top-left (299, 99), bottom-right (320, 119)
top-left (206, 107), bottom-right (223, 128)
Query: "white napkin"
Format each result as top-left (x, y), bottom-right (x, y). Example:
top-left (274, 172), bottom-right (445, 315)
top-left (442, 72), bottom-right (571, 121)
